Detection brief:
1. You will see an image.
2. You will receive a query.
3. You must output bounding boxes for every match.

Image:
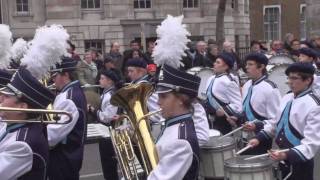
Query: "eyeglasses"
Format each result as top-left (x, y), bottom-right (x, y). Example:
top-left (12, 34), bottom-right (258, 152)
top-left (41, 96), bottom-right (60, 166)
top-left (287, 76), bottom-right (302, 81)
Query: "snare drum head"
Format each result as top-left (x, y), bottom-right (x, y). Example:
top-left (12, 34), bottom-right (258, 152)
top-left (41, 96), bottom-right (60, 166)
top-left (268, 64), bottom-right (290, 95)
top-left (187, 67), bottom-right (214, 99)
top-left (224, 155), bottom-right (274, 169)
top-left (202, 136), bottom-right (234, 149)
top-left (268, 55), bottom-right (295, 65)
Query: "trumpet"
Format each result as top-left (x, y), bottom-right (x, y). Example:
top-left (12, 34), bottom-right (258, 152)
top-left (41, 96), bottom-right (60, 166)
top-left (0, 107), bottom-right (72, 124)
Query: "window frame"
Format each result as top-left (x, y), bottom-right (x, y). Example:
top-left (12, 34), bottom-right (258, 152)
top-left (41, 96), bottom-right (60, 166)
top-left (300, 4), bottom-right (307, 40)
top-left (133, 0), bottom-right (152, 9)
top-left (183, 0), bottom-right (199, 9)
top-left (81, 0), bottom-right (101, 9)
top-left (263, 5), bottom-right (281, 41)
top-left (84, 40), bottom-right (105, 57)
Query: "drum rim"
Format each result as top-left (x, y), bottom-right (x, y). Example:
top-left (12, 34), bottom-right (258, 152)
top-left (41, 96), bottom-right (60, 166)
top-left (201, 136), bottom-right (235, 149)
top-left (224, 155), bottom-right (274, 169)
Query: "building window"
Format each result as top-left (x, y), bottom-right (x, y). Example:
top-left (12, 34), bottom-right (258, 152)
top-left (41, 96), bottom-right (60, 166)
top-left (231, 0), bottom-right (238, 11)
top-left (84, 40), bottom-right (105, 56)
top-left (263, 6), bottom-right (281, 41)
top-left (81, 0), bottom-right (100, 9)
top-left (244, 0), bottom-right (249, 14)
top-left (300, 4), bottom-right (306, 40)
top-left (134, 0), bottom-right (151, 9)
top-left (183, 0), bottom-right (199, 8)
top-left (16, 0), bottom-right (29, 12)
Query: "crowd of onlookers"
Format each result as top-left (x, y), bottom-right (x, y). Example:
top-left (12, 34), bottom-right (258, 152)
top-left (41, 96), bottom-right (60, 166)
top-left (67, 33), bottom-right (320, 87)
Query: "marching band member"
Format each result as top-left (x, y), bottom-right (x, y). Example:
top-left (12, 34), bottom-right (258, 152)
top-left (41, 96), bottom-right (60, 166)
top-left (297, 47), bottom-right (320, 97)
top-left (0, 69), bottom-right (12, 88)
top-left (148, 64), bottom-right (200, 180)
top-left (205, 52), bottom-right (242, 134)
top-left (0, 68), bottom-right (55, 180)
top-left (249, 62), bottom-right (320, 180)
top-left (87, 69), bottom-right (122, 180)
top-left (48, 57), bottom-right (87, 180)
top-left (234, 53), bottom-right (281, 155)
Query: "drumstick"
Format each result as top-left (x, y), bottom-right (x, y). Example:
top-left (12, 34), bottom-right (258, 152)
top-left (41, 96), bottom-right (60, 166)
top-left (219, 125), bottom-right (244, 139)
top-left (244, 149), bottom-right (290, 160)
top-left (236, 145), bottom-right (253, 155)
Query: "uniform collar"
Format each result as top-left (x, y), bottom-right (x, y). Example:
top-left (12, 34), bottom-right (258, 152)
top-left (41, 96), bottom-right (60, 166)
top-left (165, 113), bottom-right (192, 127)
top-left (252, 75), bottom-right (267, 85)
top-left (61, 80), bottom-right (80, 92)
top-left (103, 86), bottom-right (115, 94)
top-left (294, 87), bottom-right (312, 99)
top-left (215, 72), bottom-right (228, 78)
top-left (132, 74), bottom-right (149, 84)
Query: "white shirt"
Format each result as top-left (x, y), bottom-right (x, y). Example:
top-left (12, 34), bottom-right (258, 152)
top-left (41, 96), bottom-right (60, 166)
top-left (97, 87), bottom-right (118, 123)
top-left (47, 91), bottom-right (79, 147)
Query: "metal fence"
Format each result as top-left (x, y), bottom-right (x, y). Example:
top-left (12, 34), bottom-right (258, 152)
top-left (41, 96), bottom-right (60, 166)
top-left (236, 47), bottom-right (250, 61)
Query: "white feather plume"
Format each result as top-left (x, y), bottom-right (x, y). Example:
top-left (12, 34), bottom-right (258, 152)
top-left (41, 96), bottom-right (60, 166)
top-left (0, 24), bottom-right (12, 69)
top-left (152, 15), bottom-right (190, 68)
top-left (10, 38), bottom-right (28, 62)
top-left (20, 24), bottom-right (70, 79)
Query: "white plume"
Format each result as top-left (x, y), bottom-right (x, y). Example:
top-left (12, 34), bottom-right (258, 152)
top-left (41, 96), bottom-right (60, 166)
top-left (20, 24), bottom-right (70, 79)
top-left (152, 15), bottom-right (190, 68)
top-left (0, 24), bottom-right (12, 69)
top-left (10, 38), bottom-right (28, 62)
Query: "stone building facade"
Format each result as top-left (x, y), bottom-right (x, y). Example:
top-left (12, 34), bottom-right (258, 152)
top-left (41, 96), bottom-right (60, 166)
top-left (1, 0), bottom-right (250, 56)
top-left (250, 0), bottom-right (306, 42)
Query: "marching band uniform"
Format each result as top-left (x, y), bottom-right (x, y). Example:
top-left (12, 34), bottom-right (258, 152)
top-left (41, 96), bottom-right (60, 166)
top-left (242, 53), bottom-right (281, 154)
top-left (48, 58), bottom-right (87, 180)
top-left (192, 102), bottom-right (209, 146)
top-left (205, 53), bottom-right (242, 135)
top-left (0, 68), bottom-right (55, 180)
top-left (93, 70), bottom-right (121, 180)
top-left (255, 63), bottom-right (320, 180)
top-left (148, 64), bottom-right (200, 180)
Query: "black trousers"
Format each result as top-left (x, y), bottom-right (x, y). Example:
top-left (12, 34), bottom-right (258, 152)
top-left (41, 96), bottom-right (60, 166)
top-left (279, 159), bottom-right (314, 180)
top-left (212, 116), bottom-right (232, 135)
top-left (99, 138), bottom-right (119, 180)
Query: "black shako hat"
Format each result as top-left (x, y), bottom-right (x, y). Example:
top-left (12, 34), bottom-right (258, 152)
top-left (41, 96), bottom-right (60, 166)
top-left (0, 67), bottom-right (55, 109)
top-left (245, 52), bottom-right (269, 65)
top-left (299, 48), bottom-right (318, 60)
top-left (285, 62), bottom-right (315, 76)
top-left (100, 69), bottom-right (121, 82)
top-left (51, 56), bottom-right (78, 73)
top-left (156, 64), bottom-right (200, 98)
top-left (217, 52), bottom-right (235, 68)
top-left (126, 58), bottom-right (147, 69)
top-left (0, 69), bottom-right (12, 87)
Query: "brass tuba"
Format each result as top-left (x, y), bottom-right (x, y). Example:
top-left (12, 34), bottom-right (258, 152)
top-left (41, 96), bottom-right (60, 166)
top-left (110, 82), bottom-right (159, 179)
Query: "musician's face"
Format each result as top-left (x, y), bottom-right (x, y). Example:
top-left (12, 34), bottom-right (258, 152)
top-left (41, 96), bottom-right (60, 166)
top-left (157, 92), bottom-right (182, 119)
top-left (214, 58), bottom-right (229, 73)
top-left (0, 95), bottom-right (27, 120)
top-left (99, 75), bottom-right (113, 89)
top-left (52, 73), bottom-right (65, 91)
top-left (299, 54), bottom-right (314, 63)
top-left (127, 67), bottom-right (146, 81)
top-left (245, 60), bottom-right (264, 79)
top-left (287, 72), bottom-right (311, 94)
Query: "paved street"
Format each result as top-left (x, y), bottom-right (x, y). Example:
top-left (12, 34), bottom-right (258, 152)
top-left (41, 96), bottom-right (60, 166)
top-left (80, 143), bottom-right (104, 180)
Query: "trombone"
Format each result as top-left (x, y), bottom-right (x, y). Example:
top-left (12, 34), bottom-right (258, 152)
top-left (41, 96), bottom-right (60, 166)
top-left (47, 84), bottom-right (101, 90)
top-left (0, 107), bottom-right (72, 124)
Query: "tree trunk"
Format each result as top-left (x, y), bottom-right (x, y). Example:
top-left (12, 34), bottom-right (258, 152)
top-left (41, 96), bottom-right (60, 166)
top-left (216, 0), bottom-right (227, 51)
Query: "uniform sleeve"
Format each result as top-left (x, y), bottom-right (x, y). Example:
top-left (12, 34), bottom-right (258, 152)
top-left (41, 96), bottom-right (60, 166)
top-left (147, 140), bottom-right (193, 180)
top-left (97, 94), bottom-right (118, 123)
top-left (286, 106), bottom-right (320, 163)
top-left (0, 141), bottom-right (33, 180)
top-left (47, 95), bottom-right (79, 147)
top-left (192, 102), bottom-right (210, 146)
top-left (225, 81), bottom-right (242, 115)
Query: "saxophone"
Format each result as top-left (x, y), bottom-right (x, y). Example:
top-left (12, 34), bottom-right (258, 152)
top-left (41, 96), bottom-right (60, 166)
top-left (110, 82), bottom-right (159, 179)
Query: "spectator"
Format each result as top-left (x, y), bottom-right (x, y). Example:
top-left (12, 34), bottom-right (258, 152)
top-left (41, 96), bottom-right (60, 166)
top-left (105, 42), bottom-right (123, 72)
top-left (143, 41), bottom-right (155, 64)
top-left (283, 33), bottom-right (295, 52)
top-left (76, 51), bottom-right (98, 86)
top-left (269, 40), bottom-right (285, 55)
top-left (67, 40), bottom-right (81, 61)
top-left (223, 41), bottom-right (241, 70)
top-left (89, 47), bottom-right (104, 71)
top-left (290, 39), bottom-right (300, 61)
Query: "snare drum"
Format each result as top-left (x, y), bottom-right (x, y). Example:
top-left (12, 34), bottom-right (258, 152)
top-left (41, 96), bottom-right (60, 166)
top-left (267, 64), bottom-right (291, 95)
top-left (187, 67), bottom-right (214, 99)
top-left (224, 155), bottom-right (274, 180)
top-left (200, 136), bottom-right (236, 178)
